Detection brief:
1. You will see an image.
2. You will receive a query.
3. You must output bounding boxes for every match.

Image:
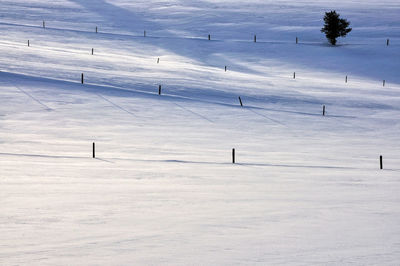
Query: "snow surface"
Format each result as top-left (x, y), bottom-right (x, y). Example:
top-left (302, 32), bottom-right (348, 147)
top-left (1, 0), bottom-right (400, 264)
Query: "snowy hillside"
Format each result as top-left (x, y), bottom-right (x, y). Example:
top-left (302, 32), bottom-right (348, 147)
top-left (1, 0), bottom-right (400, 264)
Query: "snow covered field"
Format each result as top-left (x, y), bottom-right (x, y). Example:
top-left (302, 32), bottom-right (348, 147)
top-left (1, 0), bottom-right (400, 264)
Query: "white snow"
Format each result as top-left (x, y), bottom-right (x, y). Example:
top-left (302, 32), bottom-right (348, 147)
top-left (1, 0), bottom-right (400, 264)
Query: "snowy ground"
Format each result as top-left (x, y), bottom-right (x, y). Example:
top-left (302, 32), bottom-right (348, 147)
top-left (1, 0), bottom-right (400, 264)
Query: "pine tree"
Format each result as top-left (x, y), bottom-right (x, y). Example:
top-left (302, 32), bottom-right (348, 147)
top-left (321, 11), bottom-right (352, 45)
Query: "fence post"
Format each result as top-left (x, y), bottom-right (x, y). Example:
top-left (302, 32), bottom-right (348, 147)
top-left (380, 155), bottom-right (383, 169)
top-left (383, 80), bottom-right (386, 87)
top-left (387, 39), bottom-right (389, 46)
top-left (232, 148), bottom-right (235, 164)
top-left (81, 73), bottom-right (84, 84)
top-left (293, 72), bottom-right (296, 79)
top-left (43, 20), bottom-right (45, 28)
top-left (254, 35), bottom-right (256, 43)
top-left (323, 105), bottom-right (326, 116)
top-left (225, 66), bottom-right (227, 72)
top-left (91, 48), bottom-right (94, 55)
top-left (157, 58), bottom-right (160, 64)
top-left (93, 142), bottom-right (95, 158)
top-left (296, 37), bottom-right (298, 44)
top-left (158, 85), bottom-right (161, 95)
top-left (144, 30), bottom-right (146, 37)
top-left (208, 34), bottom-right (211, 40)
top-left (345, 75), bottom-right (348, 83)
top-left (238, 96), bottom-right (243, 107)
top-left (28, 40), bottom-right (30, 47)
top-left (96, 26), bottom-right (98, 33)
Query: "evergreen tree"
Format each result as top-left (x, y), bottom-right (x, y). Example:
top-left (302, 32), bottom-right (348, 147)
top-left (321, 11), bottom-right (352, 45)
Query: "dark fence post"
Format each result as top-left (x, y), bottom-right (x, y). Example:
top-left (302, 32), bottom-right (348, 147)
top-left (293, 72), bottom-right (296, 79)
top-left (28, 40), bottom-right (30, 47)
top-left (93, 142), bottom-right (95, 158)
top-left (238, 96), bottom-right (243, 107)
top-left (144, 30), bottom-right (146, 37)
top-left (225, 66), bottom-right (227, 72)
top-left (323, 105), bottom-right (326, 116)
top-left (387, 39), bottom-right (389, 46)
top-left (96, 26), bottom-right (98, 33)
top-left (157, 58), bottom-right (160, 64)
top-left (232, 148), bottom-right (235, 164)
top-left (296, 37), bottom-right (298, 44)
top-left (81, 73), bottom-right (84, 84)
top-left (208, 34), bottom-right (210, 40)
top-left (380, 155), bottom-right (383, 169)
top-left (91, 48), bottom-right (94, 55)
top-left (345, 75), bottom-right (348, 83)
top-left (158, 85), bottom-right (161, 95)
top-left (383, 80), bottom-right (386, 87)
top-left (43, 21), bottom-right (45, 28)
top-left (254, 35), bottom-right (256, 43)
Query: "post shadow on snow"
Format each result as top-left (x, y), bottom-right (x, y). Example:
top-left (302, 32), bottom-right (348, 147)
top-left (2, 76), bottom-right (395, 129)
top-left (3, 16), bottom-right (398, 85)
top-left (139, 159), bottom-right (358, 171)
top-left (4, 72), bottom-right (368, 140)
top-left (2, 151), bottom-right (397, 172)
top-left (3, 71), bottom-right (393, 122)
top-left (96, 93), bottom-right (137, 117)
top-left (88, 76), bottom-right (361, 118)
top-left (0, 72), bottom-right (303, 120)
top-left (173, 102), bottom-right (214, 123)
top-left (95, 157), bottom-right (114, 163)
top-left (141, 37), bottom-right (400, 88)
top-left (0, 152), bottom-right (111, 164)
top-left (0, 152), bottom-right (86, 160)
top-left (115, 31), bottom-right (400, 85)
top-left (14, 85), bottom-right (53, 111)
top-left (4, 0), bottom-right (400, 85)
top-left (0, 21), bottom-right (164, 46)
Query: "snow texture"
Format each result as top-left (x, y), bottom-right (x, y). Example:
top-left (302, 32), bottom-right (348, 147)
top-left (1, 0), bottom-right (400, 264)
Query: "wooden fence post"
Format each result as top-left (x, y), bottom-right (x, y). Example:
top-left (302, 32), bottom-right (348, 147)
top-left (28, 40), bottom-right (30, 47)
top-left (387, 39), bottom-right (389, 46)
top-left (238, 96), bottom-right (243, 107)
top-left (296, 37), bottom-right (298, 44)
top-left (208, 34), bottom-right (211, 40)
top-left (293, 72), bottom-right (296, 79)
top-left (383, 80), bottom-right (386, 87)
top-left (254, 35), bottom-right (256, 43)
top-left (380, 155), bottom-right (383, 169)
top-left (157, 58), bottom-right (160, 64)
top-left (91, 48), bottom-right (94, 55)
top-left (96, 26), bottom-right (98, 33)
top-left (81, 73), bottom-right (84, 84)
top-left (43, 21), bottom-right (45, 28)
top-left (323, 105), bottom-right (326, 116)
top-left (158, 85), bottom-right (161, 95)
top-left (232, 148), bottom-right (235, 164)
top-left (93, 142), bottom-right (95, 158)
top-left (345, 75), bottom-right (348, 83)
top-left (144, 30), bottom-right (146, 37)
top-left (225, 66), bottom-right (227, 72)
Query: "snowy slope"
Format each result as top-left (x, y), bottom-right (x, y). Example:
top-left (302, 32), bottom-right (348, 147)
top-left (1, 0), bottom-right (400, 265)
